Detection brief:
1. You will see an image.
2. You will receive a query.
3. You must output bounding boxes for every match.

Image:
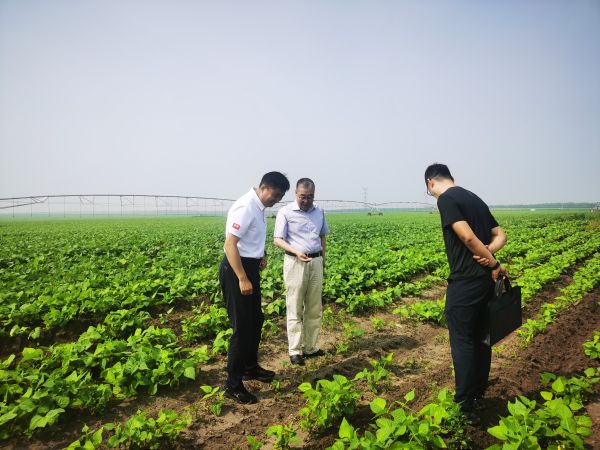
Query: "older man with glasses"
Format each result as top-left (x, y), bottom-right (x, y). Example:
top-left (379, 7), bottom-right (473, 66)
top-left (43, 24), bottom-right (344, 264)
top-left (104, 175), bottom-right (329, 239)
top-left (274, 178), bottom-right (329, 366)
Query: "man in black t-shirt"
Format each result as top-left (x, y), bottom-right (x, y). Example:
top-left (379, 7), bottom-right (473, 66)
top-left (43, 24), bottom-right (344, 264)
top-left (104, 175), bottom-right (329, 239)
top-left (424, 163), bottom-right (507, 423)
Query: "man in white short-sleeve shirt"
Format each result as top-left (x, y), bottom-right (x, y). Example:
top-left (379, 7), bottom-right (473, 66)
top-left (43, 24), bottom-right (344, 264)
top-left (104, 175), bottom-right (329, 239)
top-left (274, 178), bottom-right (329, 365)
top-left (219, 171), bottom-right (289, 404)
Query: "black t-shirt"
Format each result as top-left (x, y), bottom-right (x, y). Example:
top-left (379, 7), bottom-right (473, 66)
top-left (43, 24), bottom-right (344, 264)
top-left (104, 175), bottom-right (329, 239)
top-left (437, 186), bottom-right (499, 280)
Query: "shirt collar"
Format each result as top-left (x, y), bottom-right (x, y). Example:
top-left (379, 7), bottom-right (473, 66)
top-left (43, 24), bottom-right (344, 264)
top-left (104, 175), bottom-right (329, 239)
top-left (292, 201), bottom-right (315, 212)
top-left (250, 188), bottom-right (266, 211)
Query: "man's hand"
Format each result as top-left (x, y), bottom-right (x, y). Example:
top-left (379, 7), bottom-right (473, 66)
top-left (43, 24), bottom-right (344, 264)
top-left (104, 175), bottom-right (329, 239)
top-left (473, 255), bottom-right (493, 267)
top-left (259, 256), bottom-right (268, 271)
top-left (296, 252), bottom-right (312, 262)
top-left (491, 265), bottom-right (507, 282)
top-left (239, 277), bottom-right (253, 295)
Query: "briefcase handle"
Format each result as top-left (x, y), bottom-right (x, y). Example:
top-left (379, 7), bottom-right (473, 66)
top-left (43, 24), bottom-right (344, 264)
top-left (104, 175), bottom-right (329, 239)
top-left (494, 275), bottom-right (512, 298)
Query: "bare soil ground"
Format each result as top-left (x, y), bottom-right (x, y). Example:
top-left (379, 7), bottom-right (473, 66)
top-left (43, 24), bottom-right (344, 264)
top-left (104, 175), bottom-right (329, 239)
top-left (5, 273), bottom-right (600, 450)
top-left (469, 280), bottom-right (600, 449)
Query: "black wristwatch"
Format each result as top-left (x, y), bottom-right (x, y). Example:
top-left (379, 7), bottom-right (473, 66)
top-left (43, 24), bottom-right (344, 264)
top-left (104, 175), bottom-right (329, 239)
top-left (492, 261), bottom-right (501, 269)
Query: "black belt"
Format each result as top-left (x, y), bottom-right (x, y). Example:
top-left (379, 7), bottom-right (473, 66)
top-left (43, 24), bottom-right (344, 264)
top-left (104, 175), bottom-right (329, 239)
top-left (222, 255), bottom-right (261, 266)
top-left (285, 250), bottom-right (322, 258)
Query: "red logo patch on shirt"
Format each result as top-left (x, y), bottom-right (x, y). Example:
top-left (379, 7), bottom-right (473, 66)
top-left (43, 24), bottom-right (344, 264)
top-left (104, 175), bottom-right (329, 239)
top-left (232, 223), bottom-right (240, 230)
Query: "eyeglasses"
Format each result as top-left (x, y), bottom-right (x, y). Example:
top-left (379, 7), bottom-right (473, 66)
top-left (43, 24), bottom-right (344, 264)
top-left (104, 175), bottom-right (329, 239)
top-left (297, 194), bottom-right (314, 201)
top-left (425, 179), bottom-right (433, 196)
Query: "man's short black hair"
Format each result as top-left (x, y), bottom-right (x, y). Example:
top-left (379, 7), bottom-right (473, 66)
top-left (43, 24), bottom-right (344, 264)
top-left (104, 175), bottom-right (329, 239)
top-left (424, 163), bottom-right (454, 185)
top-left (260, 171), bottom-right (290, 192)
top-left (296, 178), bottom-right (315, 190)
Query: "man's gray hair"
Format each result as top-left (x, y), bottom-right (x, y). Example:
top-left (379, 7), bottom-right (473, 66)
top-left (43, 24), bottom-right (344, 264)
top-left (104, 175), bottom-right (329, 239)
top-left (296, 178), bottom-right (315, 190)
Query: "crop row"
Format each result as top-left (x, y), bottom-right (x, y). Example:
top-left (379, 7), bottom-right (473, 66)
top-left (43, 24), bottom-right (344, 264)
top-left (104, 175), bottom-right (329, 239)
top-left (0, 324), bottom-right (209, 439)
top-left (516, 233), bottom-right (600, 303)
top-left (495, 215), bottom-right (590, 260)
top-left (2, 214), bottom-right (595, 341)
top-left (519, 252), bottom-right (600, 344)
top-left (1, 219), bottom-right (224, 338)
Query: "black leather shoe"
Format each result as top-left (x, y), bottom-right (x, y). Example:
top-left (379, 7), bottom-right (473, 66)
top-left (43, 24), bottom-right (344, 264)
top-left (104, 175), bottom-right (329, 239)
top-left (473, 397), bottom-right (485, 411)
top-left (243, 366), bottom-right (275, 383)
top-left (304, 349), bottom-right (326, 358)
top-left (462, 410), bottom-right (481, 426)
top-left (223, 384), bottom-right (258, 404)
top-left (290, 354), bottom-right (305, 365)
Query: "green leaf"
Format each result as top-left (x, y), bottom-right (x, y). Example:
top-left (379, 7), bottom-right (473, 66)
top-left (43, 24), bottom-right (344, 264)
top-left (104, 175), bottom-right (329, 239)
top-left (183, 366), bottom-right (196, 380)
top-left (91, 427), bottom-right (104, 445)
top-left (65, 370), bottom-right (80, 383)
top-left (29, 414), bottom-right (48, 430)
top-left (370, 398), bottom-right (387, 415)
top-left (200, 385), bottom-right (213, 394)
top-left (570, 399), bottom-right (584, 411)
top-left (107, 435), bottom-right (120, 447)
top-left (56, 395), bottom-right (70, 408)
top-left (431, 435), bottom-right (446, 448)
top-left (487, 424), bottom-right (507, 440)
top-left (266, 424), bottom-right (282, 436)
top-left (509, 399), bottom-right (530, 416)
top-left (376, 424), bottom-right (394, 443)
top-left (540, 372), bottom-right (555, 384)
top-left (45, 408), bottom-right (65, 423)
top-left (551, 377), bottom-right (566, 393)
top-left (64, 439), bottom-right (83, 450)
top-left (577, 415), bottom-right (592, 427)
top-left (0, 411), bottom-right (18, 426)
top-left (418, 422), bottom-right (430, 435)
top-left (338, 418), bottom-right (353, 439)
top-left (2, 354), bottom-right (16, 368)
top-left (22, 347), bottom-right (43, 361)
top-left (298, 382), bottom-right (312, 392)
top-left (19, 398), bottom-right (36, 413)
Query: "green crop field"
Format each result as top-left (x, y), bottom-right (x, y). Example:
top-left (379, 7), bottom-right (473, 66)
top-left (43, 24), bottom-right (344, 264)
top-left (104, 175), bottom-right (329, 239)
top-left (1, 211), bottom-right (599, 449)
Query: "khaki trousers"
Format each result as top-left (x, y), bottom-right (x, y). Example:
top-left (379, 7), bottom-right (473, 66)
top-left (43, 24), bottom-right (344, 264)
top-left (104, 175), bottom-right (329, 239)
top-left (283, 254), bottom-right (324, 356)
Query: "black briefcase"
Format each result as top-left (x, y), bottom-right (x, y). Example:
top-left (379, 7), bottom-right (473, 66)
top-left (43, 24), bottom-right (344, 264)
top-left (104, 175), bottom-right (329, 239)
top-left (483, 276), bottom-right (522, 346)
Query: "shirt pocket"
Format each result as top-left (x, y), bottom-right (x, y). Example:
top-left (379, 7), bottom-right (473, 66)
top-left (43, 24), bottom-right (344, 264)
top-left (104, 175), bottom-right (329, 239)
top-left (301, 220), bottom-right (317, 235)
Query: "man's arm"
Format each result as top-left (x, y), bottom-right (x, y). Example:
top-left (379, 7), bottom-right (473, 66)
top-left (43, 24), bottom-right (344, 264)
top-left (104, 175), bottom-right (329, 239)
top-left (224, 233), bottom-right (254, 295)
top-left (274, 237), bottom-right (311, 262)
top-left (320, 235), bottom-right (326, 269)
top-left (473, 226), bottom-right (507, 266)
top-left (451, 221), bottom-right (507, 281)
top-left (488, 226), bottom-right (507, 254)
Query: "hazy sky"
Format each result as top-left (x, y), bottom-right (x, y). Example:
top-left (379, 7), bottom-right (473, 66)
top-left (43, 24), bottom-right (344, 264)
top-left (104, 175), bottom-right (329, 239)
top-left (1, 1), bottom-right (599, 205)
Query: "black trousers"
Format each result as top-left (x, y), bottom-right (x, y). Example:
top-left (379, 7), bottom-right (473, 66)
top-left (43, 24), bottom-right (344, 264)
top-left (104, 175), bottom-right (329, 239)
top-left (445, 276), bottom-right (494, 412)
top-left (219, 256), bottom-right (264, 388)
